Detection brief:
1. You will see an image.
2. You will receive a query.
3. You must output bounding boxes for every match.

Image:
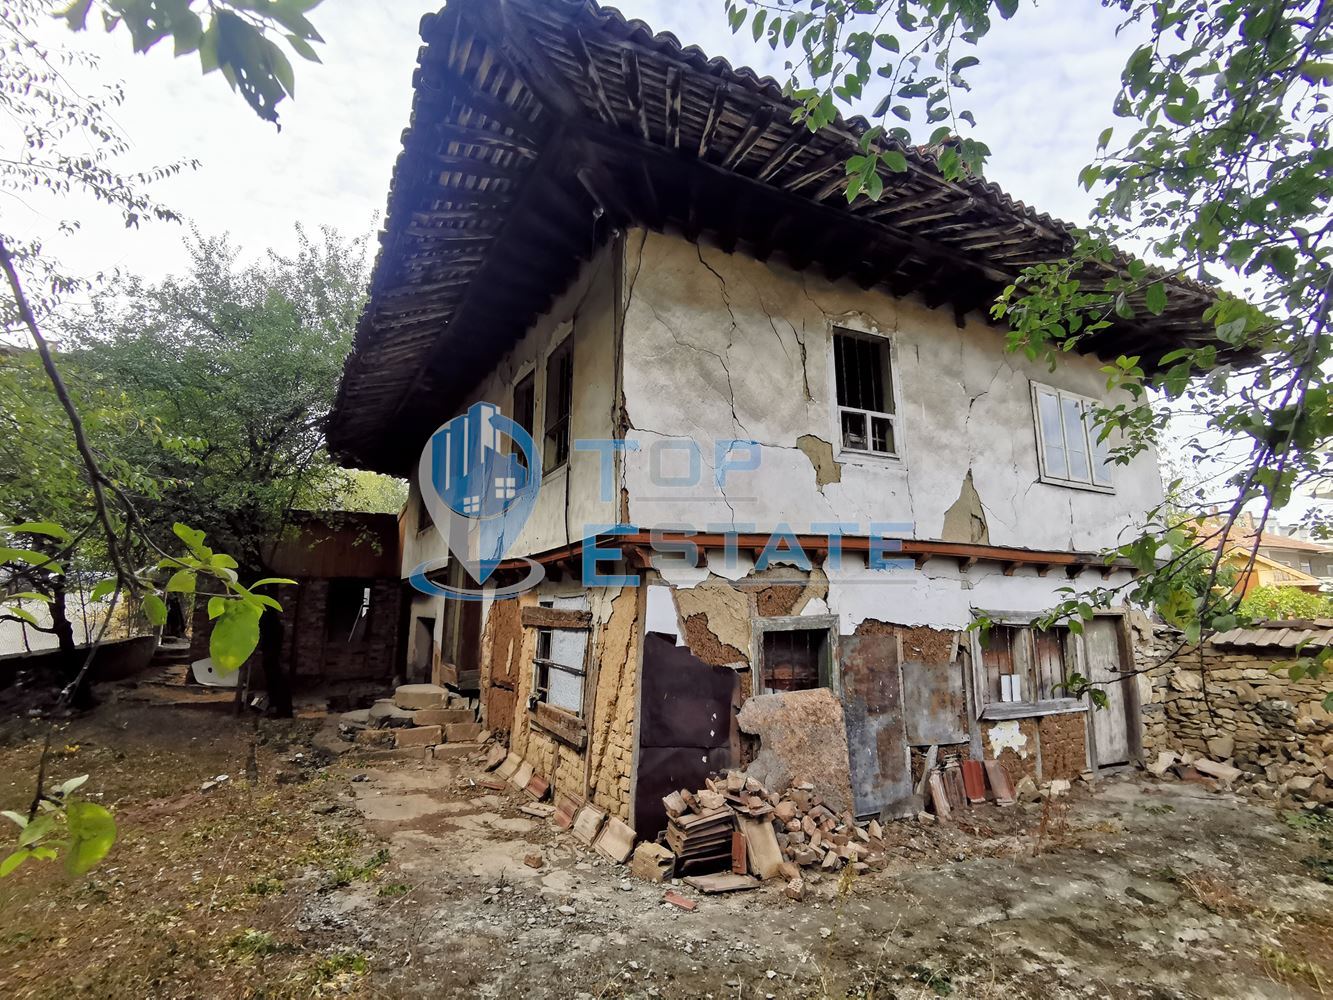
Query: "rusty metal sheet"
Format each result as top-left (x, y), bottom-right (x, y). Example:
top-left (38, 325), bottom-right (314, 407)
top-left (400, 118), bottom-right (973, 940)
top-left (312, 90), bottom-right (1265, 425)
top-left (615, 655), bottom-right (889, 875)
top-left (634, 634), bottom-right (740, 839)
top-left (900, 660), bottom-right (967, 746)
top-left (838, 634), bottom-right (913, 819)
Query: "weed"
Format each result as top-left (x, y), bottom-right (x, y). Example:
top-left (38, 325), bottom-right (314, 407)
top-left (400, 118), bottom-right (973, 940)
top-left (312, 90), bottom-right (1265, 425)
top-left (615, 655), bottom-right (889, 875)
top-left (326, 847), bottom-right (390, 888)
top-left (1283, 809), bottom-right (1332, 834)
top-left (377, 881), bottom-right (410, 898)
top-left (1139, 803), bottom-right (1175, 816)
top-left (1261, 945), bottom-right (1327, 992)
top-left (1178, 871), bottom-right (1252, 916)
top-left (247, 876), bottom-right (285, 896)
top-left (227, 928), bottom-right (290, 959)
top-left (905, 962), bottom-right (955, 997)
top-left (1301, 854), bottom-right (1333, 885)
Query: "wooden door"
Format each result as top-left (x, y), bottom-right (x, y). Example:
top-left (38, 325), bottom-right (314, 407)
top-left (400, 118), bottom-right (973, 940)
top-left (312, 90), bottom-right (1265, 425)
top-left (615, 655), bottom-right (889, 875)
top-left (838, 634), bottom-right (913, 819)
top-left (1084, 618), bottom-right (1131, 766)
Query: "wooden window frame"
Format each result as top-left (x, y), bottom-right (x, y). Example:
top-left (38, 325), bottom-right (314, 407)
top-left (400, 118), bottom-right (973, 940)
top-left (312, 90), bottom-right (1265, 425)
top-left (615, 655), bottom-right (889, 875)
top-left (1031, 381), bottom-right (1115, 494)
top-left (542, 334), bottom-right (575, 476)
top-left (830, 328), bottom-right (901, 461)
top-left (969, 615), bottom-right (1086, 720)
top-left (525, 595), bottom-right (591, 747)
top-left (511, 363), bottom-right (538, 472)
top-left (750, 615), bottom-right (841, 698)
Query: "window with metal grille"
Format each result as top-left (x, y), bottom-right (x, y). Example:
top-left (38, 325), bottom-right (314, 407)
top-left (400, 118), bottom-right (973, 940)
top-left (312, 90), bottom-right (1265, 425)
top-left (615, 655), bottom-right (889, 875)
top-left (1032, 383), bottom-right (1114, 491)
top-left (513, 370), bottom-right (536, 471)
top-left (543, 337), bottom-right (574, 474)
top-left (532, 595), bottom-right (588, 716)
top-left (760, 627), bottom-right (830, 694)
top-left (833, 330), bottom-right (896, 456)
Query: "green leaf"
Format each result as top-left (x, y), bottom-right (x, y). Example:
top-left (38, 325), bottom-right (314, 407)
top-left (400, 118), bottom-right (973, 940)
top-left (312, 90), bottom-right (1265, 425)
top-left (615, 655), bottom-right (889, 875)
top-left (54, 0), bottom-right (92, 30)
top-left (210, 602), bottom-right (262, 673)
top-left (90, 579), bottom-right (117, 602)
top-left (172, 523), bottom-right (208, 554)
top-left (166, 569), bottom-right (197, 594)
top-left (1144, 281), bottom-right (1167, 315)
top-left (285, 32), bottom-right (321, 62)
top-left (64, 801), bottom-right (116, 875)
top-left (18, 814), bottom-right (54, 848)
top-left (995, 0), bottom-right (1020, 18)
top-left (57, 775), bottom-right (89, 797)
top-left (2, 810), bottom-right (28, 829)
top-left (251, 578), bottom-right (297, 588)
top-left (142, 593), bottom-right (168, 627)
top-left (0, 849), bottom-right (31, 878)
top-left (1097, 127), bottom-right (1113, 149)
top-left (880, 150), bottom-right (908, 173)
top-left (6, 607), bottom-right (40, 627)
top-left (208, 596), bottom-right (227, 620)
top-left (5, 521), bottom-right (71, 542)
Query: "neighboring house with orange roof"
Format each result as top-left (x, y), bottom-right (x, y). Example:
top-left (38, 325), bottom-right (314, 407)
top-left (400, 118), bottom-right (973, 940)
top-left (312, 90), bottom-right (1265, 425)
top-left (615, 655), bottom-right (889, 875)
top-left (1201, 512), bottom-right (1331, 595)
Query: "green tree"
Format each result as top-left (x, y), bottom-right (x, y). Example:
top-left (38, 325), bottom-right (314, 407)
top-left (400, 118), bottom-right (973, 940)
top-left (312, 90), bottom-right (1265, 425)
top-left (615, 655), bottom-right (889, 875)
top-left (1239, 586), bottom-right (1333, 621)
top-left (724, 0), bottom-right (1333, 702)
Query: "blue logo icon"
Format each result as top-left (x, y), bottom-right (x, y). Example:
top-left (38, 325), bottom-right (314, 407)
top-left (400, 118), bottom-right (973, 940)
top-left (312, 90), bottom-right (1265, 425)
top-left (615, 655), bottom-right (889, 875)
top-left (409, 402), bottom-right (545, 601)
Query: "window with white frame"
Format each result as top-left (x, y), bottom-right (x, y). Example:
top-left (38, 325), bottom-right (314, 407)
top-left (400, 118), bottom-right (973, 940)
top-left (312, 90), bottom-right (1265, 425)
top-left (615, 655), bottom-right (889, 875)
top-left (974, 623), bottom-right (1080, 717)
top-left (532, 595), bottom-right (589, 716)
top-left (1032, 382), bottom-right (1114, 490)
top-left (833, 329), bottom-right (897, 457)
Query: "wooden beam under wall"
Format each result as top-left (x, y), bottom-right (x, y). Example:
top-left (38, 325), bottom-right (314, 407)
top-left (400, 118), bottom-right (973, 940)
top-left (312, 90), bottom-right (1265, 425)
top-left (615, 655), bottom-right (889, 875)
top-left (720, 104), bottom-right (774, 170)
top-left (755, 127), bottom-right (809, 181)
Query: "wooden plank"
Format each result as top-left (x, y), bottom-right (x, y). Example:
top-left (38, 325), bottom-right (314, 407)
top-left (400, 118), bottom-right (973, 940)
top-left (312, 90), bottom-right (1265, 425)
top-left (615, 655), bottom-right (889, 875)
top-left (521, 606), bottom-right (592, 629)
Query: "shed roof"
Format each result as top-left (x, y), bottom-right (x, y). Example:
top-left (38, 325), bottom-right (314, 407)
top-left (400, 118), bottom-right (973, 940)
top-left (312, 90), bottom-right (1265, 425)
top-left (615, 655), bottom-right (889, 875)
top-left (1211, 620), bottom-right (1333, 651)
top-left (328, 0), bottom-right (1223, 475)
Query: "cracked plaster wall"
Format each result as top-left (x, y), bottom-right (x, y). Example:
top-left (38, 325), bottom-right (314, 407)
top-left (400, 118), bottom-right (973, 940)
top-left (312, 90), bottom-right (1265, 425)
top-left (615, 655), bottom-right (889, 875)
top-left (397, 245), bottom-right (622, 644)
top-left (618, 228), bottom-right (1157, 630)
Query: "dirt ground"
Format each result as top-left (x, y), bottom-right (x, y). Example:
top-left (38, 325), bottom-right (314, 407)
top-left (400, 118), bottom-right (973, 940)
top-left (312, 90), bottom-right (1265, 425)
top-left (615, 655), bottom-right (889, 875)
top-left (0, 695), bottom-right (1330, 999)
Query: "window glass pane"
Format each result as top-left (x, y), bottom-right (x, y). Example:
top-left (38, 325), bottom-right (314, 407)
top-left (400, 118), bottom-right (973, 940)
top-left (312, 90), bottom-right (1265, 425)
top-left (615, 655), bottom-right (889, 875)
top-left (543, 338), bottom-right (573, 473)
top-left (1090, 421), bottom-right (1113, 486)
top-left (513, 372), bottom-right (536, 471)
top-left (1036, 388), bottom-right (1068, 479)
top-left (1061, 395), bottom-right (1091, 482)
top-left (871, 415), bottom-right (894, 454)
top-left (834, 332), bottom-right (890, 413)
top-left (840, 409), bottom-right (867, 451)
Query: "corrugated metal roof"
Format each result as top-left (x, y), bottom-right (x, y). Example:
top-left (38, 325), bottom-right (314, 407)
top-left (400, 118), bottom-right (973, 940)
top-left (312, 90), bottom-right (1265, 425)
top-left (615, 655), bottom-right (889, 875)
top-left (1211, 620), bottom-right (1333, 651)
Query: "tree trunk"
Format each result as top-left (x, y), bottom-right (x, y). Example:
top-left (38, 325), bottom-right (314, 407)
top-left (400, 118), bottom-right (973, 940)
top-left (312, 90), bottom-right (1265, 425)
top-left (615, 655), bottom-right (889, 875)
top-left (259, 608), bottom-right (292, 718)
top-left (50, 576), bottom-right (94, 710)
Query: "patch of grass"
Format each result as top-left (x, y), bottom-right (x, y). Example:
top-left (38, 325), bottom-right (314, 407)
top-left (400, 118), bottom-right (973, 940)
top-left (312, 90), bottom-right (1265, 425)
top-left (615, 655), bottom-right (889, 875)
top-left (1283, 809), bottom-right (1332, 833)
top-left (1152, 864), bottom-right (1182, 882)
top-left (905, 963), bottom-right (954, 997)
top-left (326, 847), bottom-right (390, 888)
top-left (1261, 945), bottom-right (1328, 992)
top-left (377, 881), bottom-right (410, 898)
top-left (1301, 854), bottom-right (1333, 885)
top-left (246, 876), bottom-right (285, 896)
top-left (227, 928), bottom-right (291, 959)
top-left (1178, 871), bottom-right (1253, 916)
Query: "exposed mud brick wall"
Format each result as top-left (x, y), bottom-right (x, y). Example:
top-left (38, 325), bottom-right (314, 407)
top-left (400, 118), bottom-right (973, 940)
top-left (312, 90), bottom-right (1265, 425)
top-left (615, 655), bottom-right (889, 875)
top-left (500, 586), bottom-right (641, 821)
top-left (981, 718), bottom-right (1039, 783)
top-left (852, 621), bottom-right (956, 665)
top-left (754, 584), bottom-right (801, 617)
top-left (1137, 624), bottom-right (1333, 808)
top-left (586, 587), bottom-right (640, 820)
top-left (1038, 712), bottom-right (1088, 781)
top-left (681, 613), bottom-right (747, 666)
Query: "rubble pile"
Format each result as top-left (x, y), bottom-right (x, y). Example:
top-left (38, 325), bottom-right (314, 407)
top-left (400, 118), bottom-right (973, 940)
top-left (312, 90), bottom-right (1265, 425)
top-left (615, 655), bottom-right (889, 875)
top-left (657, 771), bottom-right (891, 897)
top-left (335, 683), bottom-right (485, 754)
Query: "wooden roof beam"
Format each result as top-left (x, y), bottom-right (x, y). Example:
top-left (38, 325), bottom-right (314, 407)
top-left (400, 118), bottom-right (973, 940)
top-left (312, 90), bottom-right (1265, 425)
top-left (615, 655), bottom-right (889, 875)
top-left (720, 104), bottom-right (774, 170)
top-left (566, 26), bottom-right (619, 126)
top-left (415, 66), bottom-right (545, 146)
top-left (665, 66), bottom-right (683, 150)
top-left (435, 122), bottom-right (539, 157)
top-left (621, 48), bottom-right (651, 142)
top-left (698, 85), bottom-right (726, 159)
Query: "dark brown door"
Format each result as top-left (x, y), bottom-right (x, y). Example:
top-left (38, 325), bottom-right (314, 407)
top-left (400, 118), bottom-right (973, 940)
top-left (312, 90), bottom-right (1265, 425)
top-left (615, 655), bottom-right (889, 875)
top-left (839, 634), bottom-right (913, 819)
top-left (634, 634), bottom-right (741, 839)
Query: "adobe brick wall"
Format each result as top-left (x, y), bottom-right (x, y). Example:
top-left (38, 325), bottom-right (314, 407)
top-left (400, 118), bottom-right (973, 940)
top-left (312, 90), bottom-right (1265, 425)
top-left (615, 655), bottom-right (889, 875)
top-left (483, 584), bottom-right (641, 821)
top-left (1137, 628), bottom-right (1332, 809)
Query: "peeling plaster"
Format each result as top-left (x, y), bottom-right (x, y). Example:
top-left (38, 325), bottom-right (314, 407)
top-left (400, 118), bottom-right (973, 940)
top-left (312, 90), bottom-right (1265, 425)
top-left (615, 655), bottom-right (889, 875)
top-left (986, 720), bottom-right (1030, 759)
top-left (940, 470), bottom-right (990, 544)
top-left (672, 577), bottom-right (752, 659)
top-left (796, 434), bottom-right (842, 490)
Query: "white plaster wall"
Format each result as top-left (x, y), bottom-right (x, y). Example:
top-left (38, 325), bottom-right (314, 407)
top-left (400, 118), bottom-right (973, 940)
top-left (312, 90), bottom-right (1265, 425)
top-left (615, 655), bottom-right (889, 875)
top-left (619, 228), bottom-right (1164, 554)
top-left (399, 243), bottom-right (621, 578)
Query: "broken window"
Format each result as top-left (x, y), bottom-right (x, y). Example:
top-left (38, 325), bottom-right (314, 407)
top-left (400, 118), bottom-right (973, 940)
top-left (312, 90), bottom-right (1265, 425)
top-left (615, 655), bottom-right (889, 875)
top-left (543, 336), bottom-right (574, 475)
top-left (512, 369), bottom-right (536, 471)
top-left (1032, 383), bottom-right (1113, 490)
top-left (833, 330), bottom-right (896, 457)
top-left (532, 595), bottom-right (589, 716)
top-left (760, 626), bottom-right (830, 694)
top-left (327, 579), bottom-right (372, 646)
top-left (975, 623), bottom-right (1076, 716)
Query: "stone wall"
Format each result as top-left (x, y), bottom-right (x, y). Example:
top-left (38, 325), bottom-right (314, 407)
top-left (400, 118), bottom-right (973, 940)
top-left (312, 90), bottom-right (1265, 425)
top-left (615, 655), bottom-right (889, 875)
top-left (1138, 628), bottom-right (1333, 809)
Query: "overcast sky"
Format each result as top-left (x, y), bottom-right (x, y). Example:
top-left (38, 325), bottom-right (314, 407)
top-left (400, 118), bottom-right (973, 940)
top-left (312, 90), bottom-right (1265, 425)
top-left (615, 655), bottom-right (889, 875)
top-left (19, 0), bottom-right (1133, 284)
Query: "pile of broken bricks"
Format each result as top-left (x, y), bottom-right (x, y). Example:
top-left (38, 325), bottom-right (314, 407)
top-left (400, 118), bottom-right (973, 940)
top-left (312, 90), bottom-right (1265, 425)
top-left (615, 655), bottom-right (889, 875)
top-left (1145, 749), bottom-right (1243, 791)
top-left (922, 755), bottom-right (1019, 819)
top-left (337, 683), bottom-right (486, 756)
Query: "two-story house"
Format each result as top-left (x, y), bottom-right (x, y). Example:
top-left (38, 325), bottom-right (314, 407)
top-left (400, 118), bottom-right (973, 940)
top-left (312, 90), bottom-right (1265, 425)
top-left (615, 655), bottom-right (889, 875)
top-left (328, 0), bottom-right (1220, 835)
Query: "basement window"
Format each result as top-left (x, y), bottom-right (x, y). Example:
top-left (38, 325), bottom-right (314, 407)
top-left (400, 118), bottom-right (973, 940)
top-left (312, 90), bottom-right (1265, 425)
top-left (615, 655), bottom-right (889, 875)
top-left (543, 336), bottom-right (574, 475)
top-left (532, 595), bottom-right (588, 716)
top-left (512, 369), bottom-right (536, 471)
top-left (973, 622), bottom-right (1082, 718)
top-left (833, 330), bottom-right (897, 457)
top-left (1032, 383), bottom-right (1114, 491)
top-left (760, 626), bottom-right (831, 694)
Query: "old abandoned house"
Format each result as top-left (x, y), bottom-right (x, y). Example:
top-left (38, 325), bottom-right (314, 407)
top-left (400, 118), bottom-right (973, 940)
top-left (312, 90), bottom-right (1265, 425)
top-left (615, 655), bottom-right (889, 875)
top-left (327, 0), bottom-right (1221, 836)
